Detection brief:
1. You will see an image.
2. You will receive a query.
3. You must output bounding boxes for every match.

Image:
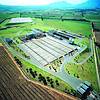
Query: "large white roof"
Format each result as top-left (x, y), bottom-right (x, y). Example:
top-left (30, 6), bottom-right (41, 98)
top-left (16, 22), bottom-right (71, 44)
top-left (9, 18), bottom-right (32, 23)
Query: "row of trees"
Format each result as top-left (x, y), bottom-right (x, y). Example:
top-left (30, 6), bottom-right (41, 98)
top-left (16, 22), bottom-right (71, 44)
top-left (14, 56), bottom-right (22, 67)
top-left (27, 68), bottom-right (59, 88)
top-left (48, 58), bottom-right (63, 72)
top-left (27, 68), bottom-right (78, 97)
top-left (40, 13), bottom-right (86, 21)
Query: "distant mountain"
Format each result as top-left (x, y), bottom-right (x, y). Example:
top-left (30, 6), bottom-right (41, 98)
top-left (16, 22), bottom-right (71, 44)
top-left (0, 0), bottom-right (100, 12)
top-left (0, 5), bottom-right (46, 12)
top-left (72, 0), bottom-right (100, 9)
top-left (48, 0), bottom-right (100, 9)
top-left (47, 1), bottom-right (70, 9)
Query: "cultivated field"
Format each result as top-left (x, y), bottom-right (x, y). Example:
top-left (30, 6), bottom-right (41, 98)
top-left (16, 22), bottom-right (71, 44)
top-left (0, 9), bottom-right (100, 95)
top-left (0, 45), bottom-right (77, 100)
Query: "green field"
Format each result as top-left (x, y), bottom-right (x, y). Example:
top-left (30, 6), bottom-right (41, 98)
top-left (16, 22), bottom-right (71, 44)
top-left (0, 18), bottom-right (92, 38)
top-left (0, 13), bottom-right (20, 19)
top-left (84, 13), bottom-right (100, 21)
top-left (65, 56), bottom-right (99, 92)
top-left (0, 11), bottom-right (99, 94)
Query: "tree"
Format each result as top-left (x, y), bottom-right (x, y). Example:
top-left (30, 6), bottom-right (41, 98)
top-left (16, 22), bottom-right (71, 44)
top-left (46, 77), bottom-right (50, 82)
top-left (14, 57), bottom-right (22, 67)
top-left (31, 72), bottom-right (36, 78)
top-left (26, 68), bottom-right (29, 73)
top-left (50, 80), bottom-right (54, 85)
top-left (34, 71), bottom-right (37, 76)
top-left (38, 74), bottom-right (42, 82)
top-left (49, 66), bottom-right (51, 69)
top-left (41, 16), bottom-right (43, 21)
top-left (55, 80), bottom-right (59, 86)
top-left (51, 84), bottom-right (54, 88)
top-left (77, 75), bottom-right (79, 78)
top-left (42, 77), bottom-right (47, 85)
top-left (29, 68), bottom-right (32, 73)
top-left (29, 68), bottom-right (36, 78)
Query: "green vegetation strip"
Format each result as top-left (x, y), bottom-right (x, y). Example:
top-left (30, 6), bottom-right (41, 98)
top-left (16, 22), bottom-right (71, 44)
top-left (18, 57), bottom-right (75, 94)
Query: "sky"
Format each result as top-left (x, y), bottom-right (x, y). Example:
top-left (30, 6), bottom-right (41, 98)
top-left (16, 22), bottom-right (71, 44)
top-left (0, 0), bottom-right (89, 6)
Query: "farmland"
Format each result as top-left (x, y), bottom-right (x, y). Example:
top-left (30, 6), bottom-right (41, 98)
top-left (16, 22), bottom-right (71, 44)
top-left (0, 45), bottom-right (77, 100)
top-left (0, 9), bottom-right (100, 99)
top-left (0, 18), bottom-right (92, 38)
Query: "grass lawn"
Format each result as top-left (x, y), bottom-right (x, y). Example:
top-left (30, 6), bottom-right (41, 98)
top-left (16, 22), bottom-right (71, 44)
top-left (84, 14), bottom-right (100, 21)
top-left (0, 13), bottom-right (20, 19)
top-left (0, 19), bottom-right (10, 27)
top-left (65, 56), bottom-right (99, 92)
top-left (74, 37), bottom-right (90, 47)
top-left (33, 18), bottom-right (92, 37)
top-left (18, 56), bottom-right (74, 93)
top-left (74, 51), bottom-right (89, 63)
top-left (74, 38), bottom-right (91, 62)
